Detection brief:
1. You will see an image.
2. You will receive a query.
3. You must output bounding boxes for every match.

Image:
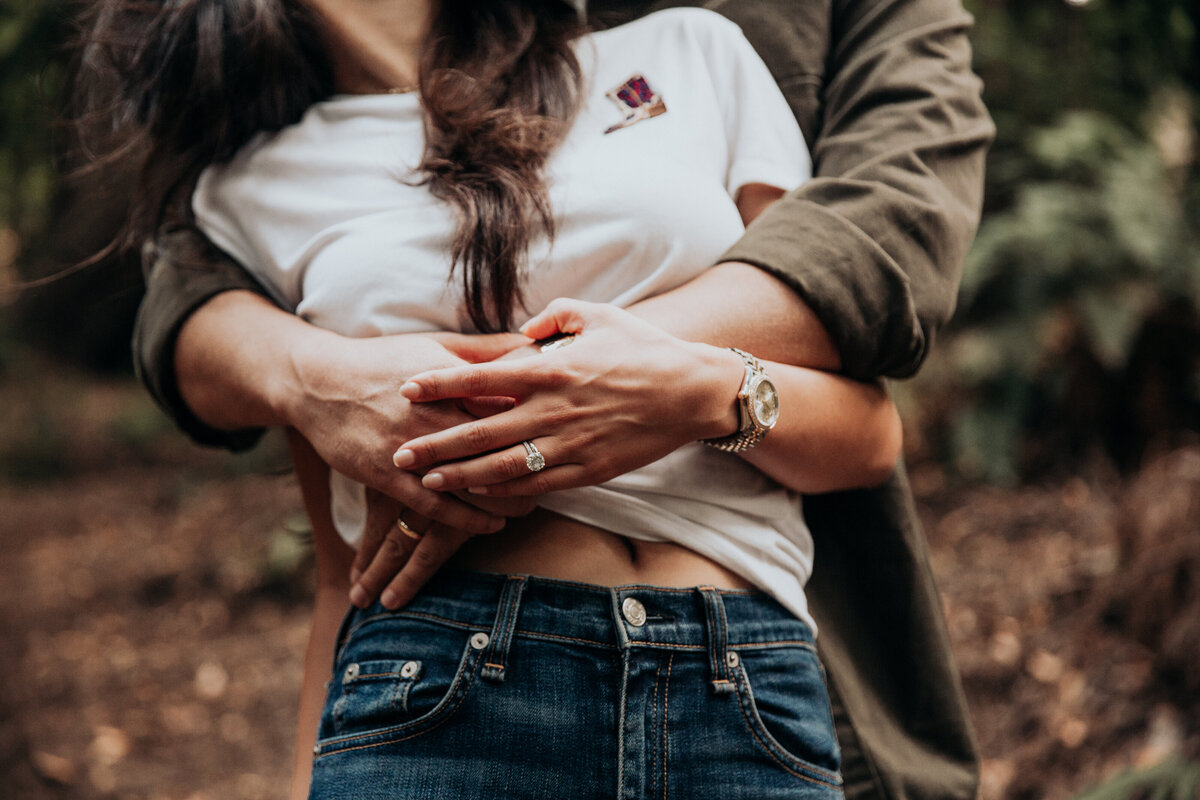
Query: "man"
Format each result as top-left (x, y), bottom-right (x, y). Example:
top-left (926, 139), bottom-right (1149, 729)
top-left (133, 1), bottom-right (993, 797)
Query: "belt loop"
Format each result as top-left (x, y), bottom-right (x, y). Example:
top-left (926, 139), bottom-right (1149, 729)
top-left (697, 586), bottom-right (734, 694)
top-left (481, 576), bottom-right (527, 683)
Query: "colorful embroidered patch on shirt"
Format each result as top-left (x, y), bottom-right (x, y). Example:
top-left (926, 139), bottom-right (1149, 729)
top-left (604, 74), bottom-right (667, 134)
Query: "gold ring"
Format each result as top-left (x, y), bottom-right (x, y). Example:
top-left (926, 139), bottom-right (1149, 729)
top-left (395, 511), bottom-right (423, 540)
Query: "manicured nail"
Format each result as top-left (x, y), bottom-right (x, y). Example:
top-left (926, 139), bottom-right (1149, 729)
top-left (422, 472), bottom-right (445, 490)
top-left (380, 590), bottom-right (398, 609)
top-left (468, 486), bottom-right (490, 496)
top-left (400, 381), bottom-right (420, 398)
top-left (349, 585), bottom-right (369, 608)
top-left (393, 449), bottom-right (415, 468)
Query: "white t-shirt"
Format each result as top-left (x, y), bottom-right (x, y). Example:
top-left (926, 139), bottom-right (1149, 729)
top-left (194, 8), bottom-right (817, 627)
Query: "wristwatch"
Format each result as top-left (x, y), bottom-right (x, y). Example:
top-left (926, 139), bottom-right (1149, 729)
top-left (702, 348), bottom-right (780, 453)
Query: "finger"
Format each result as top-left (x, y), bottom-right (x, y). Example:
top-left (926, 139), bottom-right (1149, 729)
top-left (421, 440), bottom-right (564, 492)
top-left (466, 464), bottom-right (596, 497)
top-left (351, 490), bottom-right (405, 586)
top-left (518, 297), bottom-right (596, 341)
top-left (350, 523), bottom-right (419, 608)
top-left (429, 332), bottom-right (530, 363)
top-left (380, 528), bottom-right (474, 610)
top-left (400, 360), bottom-right (559, 403)
top-left (460, 396), bottom-right (517, 417)
top-left (381, 470), bottom-right (506, 534)
top-left (394, 413), bottom-right (547, 471)
top-left (455, 491), bottom-right (539, 518)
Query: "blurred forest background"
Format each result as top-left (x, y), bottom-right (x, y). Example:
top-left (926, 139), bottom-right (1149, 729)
top-left (2, 0), bottom-right (1200, 798)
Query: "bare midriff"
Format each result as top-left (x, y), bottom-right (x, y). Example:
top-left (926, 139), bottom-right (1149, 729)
top-left (449, 508), bottom-right (754, 589)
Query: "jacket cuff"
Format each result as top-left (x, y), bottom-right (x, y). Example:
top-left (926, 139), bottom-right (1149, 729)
top-left (133, 231), bottom-right (268, 452)
top-left (719, 194), bottom-right (930, 382)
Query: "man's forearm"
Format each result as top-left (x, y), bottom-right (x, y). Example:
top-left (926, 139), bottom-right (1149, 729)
top-left (175, 290), bottom-right (330, 430)
top-left (627, 261), bottom-right (841, 371)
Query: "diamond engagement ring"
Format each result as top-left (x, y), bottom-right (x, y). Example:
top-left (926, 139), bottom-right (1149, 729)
top-left (522, 440), bottom-right (546, 473)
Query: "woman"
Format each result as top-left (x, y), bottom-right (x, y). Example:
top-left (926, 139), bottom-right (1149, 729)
top-left (78, 0), bottom-right (901, 797)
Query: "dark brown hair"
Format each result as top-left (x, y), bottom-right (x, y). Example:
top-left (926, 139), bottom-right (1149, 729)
top-left (72, 0), bottom-right (585, 332)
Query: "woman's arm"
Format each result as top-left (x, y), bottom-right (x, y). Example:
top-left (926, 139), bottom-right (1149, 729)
top-left (286, 430), bottom-right (355, 800)
top-left (393, 299), bottom-right (900, 495)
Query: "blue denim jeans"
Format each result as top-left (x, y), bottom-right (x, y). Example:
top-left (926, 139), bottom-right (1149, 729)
top-left (310, 570), bottom-right (843, 799)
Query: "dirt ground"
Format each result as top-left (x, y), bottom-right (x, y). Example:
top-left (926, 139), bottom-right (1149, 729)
top-left (1, 364), bottom-right (1197, 799)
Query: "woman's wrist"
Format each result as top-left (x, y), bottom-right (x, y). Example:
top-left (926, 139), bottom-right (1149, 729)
top-left (688, 342), bottom-right (750, 442)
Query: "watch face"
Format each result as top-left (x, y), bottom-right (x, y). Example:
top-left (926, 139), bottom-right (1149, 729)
top-left (750, 376), bottom-right (780, 428)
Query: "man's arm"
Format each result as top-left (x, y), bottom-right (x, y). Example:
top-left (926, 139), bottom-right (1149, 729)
top-left (713, 0), bottom-right (994, 380)
top-left (134, 225), bottom-right (273, 450)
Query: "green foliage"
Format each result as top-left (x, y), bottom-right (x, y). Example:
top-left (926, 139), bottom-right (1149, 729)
top-left (920, 1), bottom-right (1200, 482)
top-left (1073, 759), bottom-right (1200, 800)
top-left (0, 0), bottom-right (68, 243)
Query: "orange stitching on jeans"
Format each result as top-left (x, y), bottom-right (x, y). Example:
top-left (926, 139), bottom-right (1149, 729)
top-left (662, 653), bottom-right (673, 800)
top-left (484, 662), bottom-right (505, 671)
top-left (650, 659), bottom-right (661, 796)
top-left (513, 629), bottom-right (609, 648)
top-left (729, 640), bottom-right (816, 652)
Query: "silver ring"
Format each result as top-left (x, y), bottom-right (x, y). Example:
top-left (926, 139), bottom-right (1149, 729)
top-left (395, 510), bottom-right (423, 540)
top-left (522, 440), bottom-right (546, 473)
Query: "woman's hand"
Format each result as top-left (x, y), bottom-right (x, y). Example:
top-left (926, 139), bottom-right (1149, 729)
top-left (391, 298), bottom-right (746, 496)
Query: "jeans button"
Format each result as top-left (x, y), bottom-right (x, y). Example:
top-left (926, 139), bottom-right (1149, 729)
top-left (621, 597), bottom-right (647, 627)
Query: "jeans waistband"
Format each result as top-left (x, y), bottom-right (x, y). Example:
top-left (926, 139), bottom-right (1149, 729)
top-left (336, 569), bottom-right (813, 691)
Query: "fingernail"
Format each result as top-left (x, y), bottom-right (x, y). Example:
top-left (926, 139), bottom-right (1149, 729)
top-left (488, 517), bottom-right (506, 533)
top-left (349, 585), bottom-right (369, 608)
top-left (400, 381), bottom-right (420, 398)
top-left (393, 449), bottom-right (415, 468)
top-left (422, 472), bottom-right (445, 490)
top-left (468, 486), bottom-right (490, 496)
top-left (380, 590), bottom-right (398, 609)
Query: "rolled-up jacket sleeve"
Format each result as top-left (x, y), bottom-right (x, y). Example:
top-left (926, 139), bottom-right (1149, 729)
top-left (133, 225), bottom-right (267, 450)
top-left (720, 0), bottom-right (994, 380)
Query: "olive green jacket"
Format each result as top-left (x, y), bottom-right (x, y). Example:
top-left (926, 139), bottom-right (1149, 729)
top-left (134, 1), bottom-right (994, 797)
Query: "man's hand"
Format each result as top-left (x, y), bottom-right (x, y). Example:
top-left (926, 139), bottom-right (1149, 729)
top-left (280, 330), bottom-right (531, 533)
top-left (348, 487), bottom-right (537, 610)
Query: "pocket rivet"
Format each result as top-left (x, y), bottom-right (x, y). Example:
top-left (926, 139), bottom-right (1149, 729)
top-left (344, 663), bottom-right (360, 681)
top-left (726, 651), bottom-right (740, 668)
top-left (400, 660), bottom-right (420, 678)
top-left (470, 632), bottom-right (490, 650)
top-left (621, 597), bottom-right (647, 627)
top-left (312, 744), bottom-right (320, 755)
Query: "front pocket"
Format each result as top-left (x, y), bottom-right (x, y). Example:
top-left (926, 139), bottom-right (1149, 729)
top-left (316, 622), bottom-right (486, 754)
top-left (732, 645), bottom-right (842, 785)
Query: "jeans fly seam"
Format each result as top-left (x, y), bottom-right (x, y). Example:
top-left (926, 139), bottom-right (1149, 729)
top-left (662, 652), bottom-right (673, 800)
top-left (651, 658), bottom-right (661, 800)
top-left (616, 649), bottom-right (630, 800)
